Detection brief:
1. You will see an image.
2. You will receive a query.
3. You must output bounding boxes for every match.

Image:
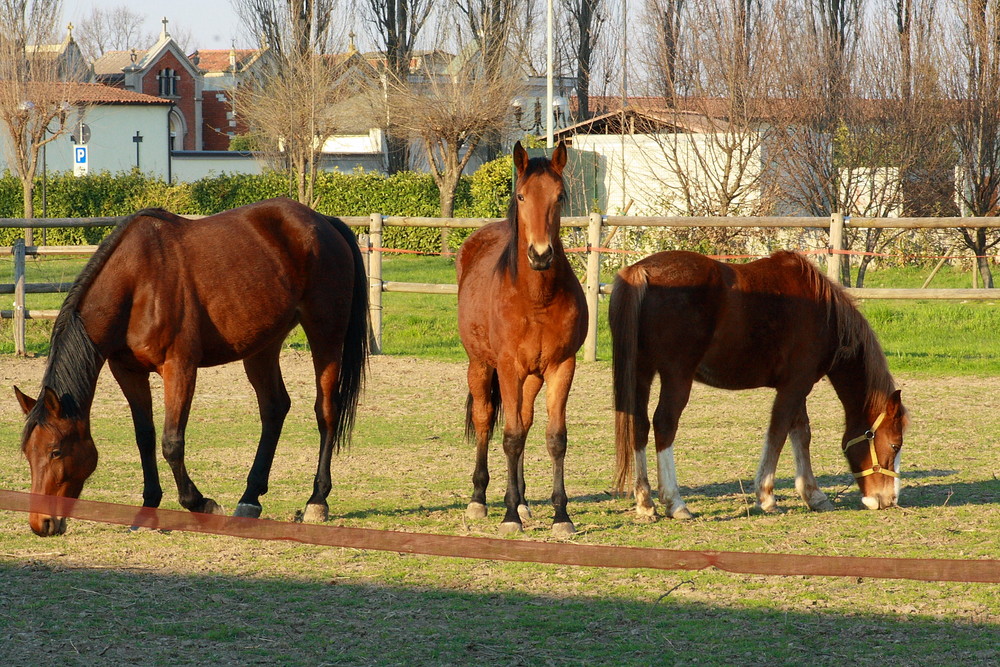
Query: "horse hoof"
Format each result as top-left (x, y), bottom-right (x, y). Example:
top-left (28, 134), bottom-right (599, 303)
top-left (302, 503), bottom-right (329, 523)
top-left (465, 502), bottom-right (488, 520)
top-left (635, 504), bottom-right (657, 519)
top-left (499, 521), bottom-right (523, 535)
top-left (753, 502), bottom-right (781, 515)
top-left (517, 504), bottom-right (532, 521)
top-left (810, 500), bottom-right (836, 512)
top-left (234, 503), bottom-right (262, 519)
top-left (200, 498), bottom-right (225, 515)
top-left (670, 506), bottom-right (694, 520)
top-left (552, 522), bottom-right (575, 538)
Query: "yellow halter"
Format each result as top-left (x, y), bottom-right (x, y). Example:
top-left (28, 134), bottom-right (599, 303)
top-left (842, 412), bottom-right (899, 479)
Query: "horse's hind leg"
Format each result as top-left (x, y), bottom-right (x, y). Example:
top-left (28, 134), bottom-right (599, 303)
top-left (466, 361), bottom-right (497, 519)
top-left (160, 360), bottom-right (223, 514)
top-left (235, 343), bottom-right (291, 518)
top-left (543, 358), bottom-right (576, 537)
top-left (788, 404), bottom-right (834, 511)
top-left (109, 361), bottom-right (162, 509)
top-left (652, 374), bottom-right (694, 520)
top-left (631, 373), bottom-right (656, 518)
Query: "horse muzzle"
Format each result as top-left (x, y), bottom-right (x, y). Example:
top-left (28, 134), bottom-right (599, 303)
top-left (30, 514), bottom-right (67, 537)
top-left (527, 244), bottom-right (554, 271)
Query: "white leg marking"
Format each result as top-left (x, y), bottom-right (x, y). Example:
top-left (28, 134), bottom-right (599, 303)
top-left (656, 448), bottom-right (691, 519)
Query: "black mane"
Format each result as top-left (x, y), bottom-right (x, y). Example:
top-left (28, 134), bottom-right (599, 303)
top-left (494, 195), bottom-right (520, 281)
top-left (22, 209), bottom-right (173, 436)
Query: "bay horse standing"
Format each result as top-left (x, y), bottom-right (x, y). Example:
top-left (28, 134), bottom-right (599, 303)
top-left (457, 141), bottom-right (587, 536)
top-left (15, 197), bottom-right (368, 536)
top-left (610, 250), bottom-right (908, 519)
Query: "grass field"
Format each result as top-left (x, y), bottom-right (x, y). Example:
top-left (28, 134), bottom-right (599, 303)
top-left (0, 253), bottom-right (998, 664)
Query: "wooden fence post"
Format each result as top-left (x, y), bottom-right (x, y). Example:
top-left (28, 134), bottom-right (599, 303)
top-left (13, 239), bottom-right (25, 356)
top-left (584, 212), bottom-right (603, 362)
top-left (828, 212), bottom-right (844, 285)
top-left (368, 213), bottom-right (383, 355)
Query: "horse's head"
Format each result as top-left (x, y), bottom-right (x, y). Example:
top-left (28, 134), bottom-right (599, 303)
top-left (843, 389), bottom-right (907, 510)
top-left (513, 140), bottom-right (567, 271)
top-left (14, 386), bottom-right (98, 536)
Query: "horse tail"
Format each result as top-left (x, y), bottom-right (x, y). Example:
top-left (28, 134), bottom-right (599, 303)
top-left (325, 215), bottom-right (370, 452)
top-left (610, 263), bottom-right (649, 494)
top-left (464, 371), bottom-right (502, 444)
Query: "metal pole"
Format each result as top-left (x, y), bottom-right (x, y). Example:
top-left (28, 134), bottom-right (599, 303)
top-left (584, 212), bottom-right (602, 362)
top-left (546, 0), bottom-right (554, 148)
top-left (368, 213), bottom-right (383, 354)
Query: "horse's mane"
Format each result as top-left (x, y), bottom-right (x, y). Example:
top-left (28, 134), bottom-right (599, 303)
top-left (23, 209), bottom-right (174, 436)
top-left (784, 251), bottom-right (896, 413)
top-left (495, 195), bottom-right (521, 280)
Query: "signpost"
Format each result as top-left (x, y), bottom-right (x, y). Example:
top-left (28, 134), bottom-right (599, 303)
top-left (73, 145), bottom-right (88, 177)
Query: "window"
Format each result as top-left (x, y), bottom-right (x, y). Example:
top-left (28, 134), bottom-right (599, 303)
top-left (157, 68), bottom-right (178, 97)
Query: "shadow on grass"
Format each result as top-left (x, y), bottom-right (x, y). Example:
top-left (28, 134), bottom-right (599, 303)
top-left (0, 563), bottom-right (996, 665)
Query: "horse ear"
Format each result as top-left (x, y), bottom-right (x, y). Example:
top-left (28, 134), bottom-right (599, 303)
top-left (13, 386), bottom-right (36, 415)
top-left (551, 141), bottom-right (567, 174)
top-left (887, 389), bottom-right (903, 415)
top-left (513, 141), bottom-right (528, 177)
top-left (42, 387), bottom-right (62, 418)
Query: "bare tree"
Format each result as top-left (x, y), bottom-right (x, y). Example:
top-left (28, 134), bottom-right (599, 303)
top-left (390, 59), bottom-right (519, 219)
top-left (561, 0), bottom-right (605, 121)
top-left (643, 0), bottom-right (685, 104)
top-left (232, 0), bottom-right (357, 205)
top-left (0, 0), bottom-right (88, 244)
top-left (943, 0), bottom-right (1000, 287)
top-left (75, 6), bottom-right (155, 61)
top-left (359, 0), bottom-right (433, 172)
top-left (636, 0), bottom-right (779, 256)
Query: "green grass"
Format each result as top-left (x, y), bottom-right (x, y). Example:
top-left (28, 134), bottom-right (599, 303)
top-left (3, 255), bottom-right (1000, 374)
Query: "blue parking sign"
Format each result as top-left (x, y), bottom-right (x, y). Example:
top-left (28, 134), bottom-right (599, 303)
top-left (73, 145), bottom-right (88, 176)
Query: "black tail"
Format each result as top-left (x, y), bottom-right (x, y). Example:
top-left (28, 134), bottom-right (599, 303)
top-left (326, 215), bottom-right (370, 452)
top-left (464, 372), bottom-right (502, 444)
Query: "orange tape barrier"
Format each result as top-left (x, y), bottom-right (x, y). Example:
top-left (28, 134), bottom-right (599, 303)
top-left (2, 490), bottom-right (998, 583)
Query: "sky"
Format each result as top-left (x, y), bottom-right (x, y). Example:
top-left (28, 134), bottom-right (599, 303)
top-left (65, 0), bottom-right (253, 52)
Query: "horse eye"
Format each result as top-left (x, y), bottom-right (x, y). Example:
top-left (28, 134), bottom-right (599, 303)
top-left (516, 193), bottom-right (524, 201)
top-left (50, 449), bottom-right (62, 460)
top-left (890, 443), bottom-right (902, 453)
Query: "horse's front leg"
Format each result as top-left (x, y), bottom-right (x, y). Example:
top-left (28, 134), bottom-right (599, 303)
top-left (754, 388), bottom-right (808, 514)
top-left (497, 367), bottom-right (529, 534)
top-left (109, 360), bottom-right (161, 509)
top-left (543, 358), bottom-right (577, 537)
top-left (235, 344), bottom-right (291, 518)
top-left (789, 404), bottom-right (834, 511)
top-left (160, 360), bottom-right (221, 514)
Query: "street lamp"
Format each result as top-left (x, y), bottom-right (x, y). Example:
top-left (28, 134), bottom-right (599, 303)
top-left (511, 96), bottom-right (543, 134)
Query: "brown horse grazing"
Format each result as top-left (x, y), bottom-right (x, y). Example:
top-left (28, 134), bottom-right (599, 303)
top-left (611, 250), bottom-right (908, 519)
top-left (457, 141), bottom-right (587, 537)
top-left (14, 197), bottom-right (368, 536)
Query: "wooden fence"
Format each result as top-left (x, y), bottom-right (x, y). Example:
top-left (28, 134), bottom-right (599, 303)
top-left (3, 213), bottom-right (1000, 358)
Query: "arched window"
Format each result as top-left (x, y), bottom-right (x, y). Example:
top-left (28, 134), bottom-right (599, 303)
top-left (157, 68), bottom-right (178, 97)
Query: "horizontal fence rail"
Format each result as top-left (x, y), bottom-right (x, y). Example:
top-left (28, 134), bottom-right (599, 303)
top-left (3, 490), bottom-right (998, 583)
top-left (3, 214), bottom-right (1000, 357)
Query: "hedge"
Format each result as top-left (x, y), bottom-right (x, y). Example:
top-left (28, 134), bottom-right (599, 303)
top-left (0, 167), bottom-right (484, 253)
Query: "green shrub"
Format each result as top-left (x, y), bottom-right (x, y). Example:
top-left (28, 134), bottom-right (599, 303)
top-left (0, 163), bottom-right (495, 253)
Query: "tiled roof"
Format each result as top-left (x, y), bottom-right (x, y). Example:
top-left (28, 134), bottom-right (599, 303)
top-left (191, 49), bottom-right (261, 73)
top-left (49, 82), bottom-right (171, 104)
top-left (92, 50), bottom-right (147, 75)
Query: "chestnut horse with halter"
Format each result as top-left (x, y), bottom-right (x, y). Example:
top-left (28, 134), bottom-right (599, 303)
top-left (611, 250), bottom-right (907, 518)
top-left (457, 141), bottom-right (586, 536)
top-left (15, 198), bottom-right (368, 536)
